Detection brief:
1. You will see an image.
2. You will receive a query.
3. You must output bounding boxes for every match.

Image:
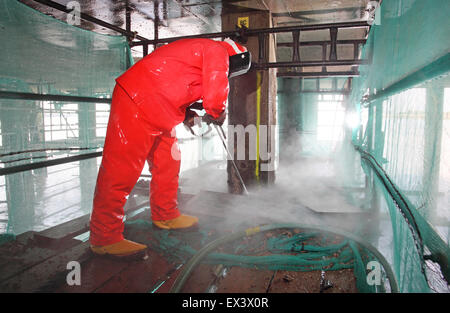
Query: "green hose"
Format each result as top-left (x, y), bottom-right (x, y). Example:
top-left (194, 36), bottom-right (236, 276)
top-left (168, 223), bottom-right (399, 293)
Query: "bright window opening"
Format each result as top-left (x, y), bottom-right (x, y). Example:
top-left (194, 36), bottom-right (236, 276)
top-left (317, 94), bottom-right (345, 149)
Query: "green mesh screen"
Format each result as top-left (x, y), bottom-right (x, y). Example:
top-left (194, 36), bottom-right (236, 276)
top-left (0, 0), bottom-right (132, 164)
top-left (278, 0), bottom-right (449, 292)
top-left (0, 0), bottom-right (131, 237)
top-left (351, 0), bottom-right (450, 293)
top-left (1, 0), bottom-right (449, 293)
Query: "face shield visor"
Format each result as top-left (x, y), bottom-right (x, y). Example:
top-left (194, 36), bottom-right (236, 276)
top-left (228, 51), bottom-right (252, 78)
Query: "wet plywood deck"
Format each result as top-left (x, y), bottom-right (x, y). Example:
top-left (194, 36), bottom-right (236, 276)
top-left (0, 184), bottom-right (360, 293)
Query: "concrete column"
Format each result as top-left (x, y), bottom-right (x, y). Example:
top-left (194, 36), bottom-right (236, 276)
top-left (222, 9), bottom-right (277, 193)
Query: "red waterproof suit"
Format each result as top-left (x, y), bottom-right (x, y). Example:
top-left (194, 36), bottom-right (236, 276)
top-left (90, 39), bottom-right (231, 246)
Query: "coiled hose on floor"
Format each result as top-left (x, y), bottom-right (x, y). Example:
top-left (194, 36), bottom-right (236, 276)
top-left (168, 223), bottom-right (399, 293)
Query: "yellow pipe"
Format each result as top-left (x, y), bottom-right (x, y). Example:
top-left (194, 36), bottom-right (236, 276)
top-left (255, 71), bottom-right (262, 181)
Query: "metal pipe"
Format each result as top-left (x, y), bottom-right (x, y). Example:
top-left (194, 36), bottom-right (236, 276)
top-left (292, 30), bottom-right (300, 62)
top-left (258, 33), bottom-right (266, 63)
top-left (236, 21), bottom-right (369, 35)
top-left (278, 39), bottom-right (366, 47)
top-left (0, 151), bottom-right (102, 176)
top-left (0, 91), bottom-right (111, 103)
top-left (276, 89), bottom-right (351, 94)
top-left (321, 43), bottom-right (327, 72)
top-left (214, 125), bottom-right (249, 195)
top-left (130, 21), bottom-right (369, 47)
top-left (130, 30), bottom-right (238, 46)
top-left (329, 27), bottom-right (338, 61)
top-left (255, 59), bottom-right (368, 69)
top-left (143, 44), bottom-right (148, 57)
top-left (125, 1), bottom-right (131, 32)
top-left (125, 0), bottom-right (131, 42)
top-left (154, 0), bottom-right (160, 50)
top-left (31, 0), bottom-right (148, 41)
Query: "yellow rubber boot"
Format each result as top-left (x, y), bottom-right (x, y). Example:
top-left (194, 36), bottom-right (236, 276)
top-left (153, 214), bottom-right (199, 230)
top-left (90, 239), bottom-right (147, 257)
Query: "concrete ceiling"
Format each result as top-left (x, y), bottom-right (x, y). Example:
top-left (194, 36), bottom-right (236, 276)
top-left (234, 0), bottom-right (373, 24)
top-left (20, 0), bottom-right (376, 67)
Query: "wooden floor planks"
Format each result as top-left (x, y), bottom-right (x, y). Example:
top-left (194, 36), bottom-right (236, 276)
top-left (0, 188), bottom-right (360, 293)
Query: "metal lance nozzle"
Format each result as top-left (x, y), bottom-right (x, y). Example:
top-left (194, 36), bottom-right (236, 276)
top-left (214, 124), bottom-right (249, 195)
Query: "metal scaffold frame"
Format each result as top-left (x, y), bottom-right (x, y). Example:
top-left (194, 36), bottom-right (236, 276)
top-left (1, 1), bottom-right (370, 175)
top-left (130, 21), bottom-right (370, 77)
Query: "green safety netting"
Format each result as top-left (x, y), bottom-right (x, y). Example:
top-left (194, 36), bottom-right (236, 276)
top-left (0, 0), bottom-right (132, 164)
top-left (0, 0), bottom-right (448, 294)
top-left (0, 0), bottom-right (132, 237)
top-left (278, 0), bottom-right (450, 292)
top-left (350, 0), bottom-right (450, 293)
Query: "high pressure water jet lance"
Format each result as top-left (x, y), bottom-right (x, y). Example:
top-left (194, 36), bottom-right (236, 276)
top-left (182, 46), bottom-right (252, 195)
top-left (183, 110), bottom-right (249, 195)
top-left (214, 124), bottom-right (249, 196)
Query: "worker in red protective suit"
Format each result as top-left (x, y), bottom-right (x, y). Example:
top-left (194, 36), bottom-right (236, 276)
top-left (89, 38), bottom-right (251, 257)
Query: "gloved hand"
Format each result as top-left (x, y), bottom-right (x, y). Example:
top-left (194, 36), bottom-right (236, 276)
top-left (190, 101), bottom-right (204, 111)
top-left (202, 110), bottom-right (226, 126)
top-left (184, 107), bottom-right (200, 129)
